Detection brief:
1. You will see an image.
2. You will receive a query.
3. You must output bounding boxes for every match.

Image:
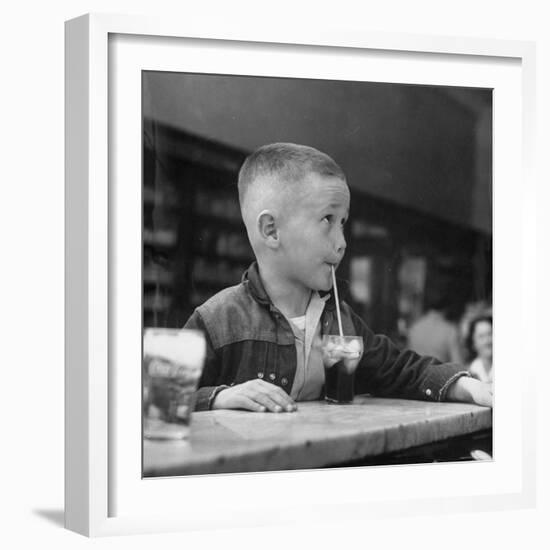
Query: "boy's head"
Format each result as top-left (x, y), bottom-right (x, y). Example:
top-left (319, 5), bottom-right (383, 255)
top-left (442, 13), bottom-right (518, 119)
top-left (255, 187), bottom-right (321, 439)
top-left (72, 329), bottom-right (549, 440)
top-left (238, 143), bottom-right (350, 293)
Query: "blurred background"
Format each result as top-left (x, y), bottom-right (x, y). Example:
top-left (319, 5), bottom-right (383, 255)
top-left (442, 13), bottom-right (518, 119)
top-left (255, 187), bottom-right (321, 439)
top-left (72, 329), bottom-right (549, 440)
top-left (142, 72), bottom-right (492, 363)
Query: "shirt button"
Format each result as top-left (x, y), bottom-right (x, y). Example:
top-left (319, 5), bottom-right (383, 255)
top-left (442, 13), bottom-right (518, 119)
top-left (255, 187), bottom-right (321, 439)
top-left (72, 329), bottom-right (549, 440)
top-left (269, 373), bottom-right (276, 381)
top-left (257, 372), bottom-right (264, 379)
top-left (281, 377), bottom-right (288, 386)
top-left (425, 388), bottom-right (432, 397)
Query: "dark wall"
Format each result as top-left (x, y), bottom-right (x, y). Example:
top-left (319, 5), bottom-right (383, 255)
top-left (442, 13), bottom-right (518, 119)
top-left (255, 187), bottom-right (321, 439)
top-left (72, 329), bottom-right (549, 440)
top-left (143, 73), bottom-right (491, 233)
top-left (143, 122), bottom-right (491, 333)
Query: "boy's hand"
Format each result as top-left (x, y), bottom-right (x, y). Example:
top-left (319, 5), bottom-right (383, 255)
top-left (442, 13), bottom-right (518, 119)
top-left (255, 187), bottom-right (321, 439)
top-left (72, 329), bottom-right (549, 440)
top-left (446, 376), bottom-right (493, 407)
top-left (212, 379), bottom-right (297, 413)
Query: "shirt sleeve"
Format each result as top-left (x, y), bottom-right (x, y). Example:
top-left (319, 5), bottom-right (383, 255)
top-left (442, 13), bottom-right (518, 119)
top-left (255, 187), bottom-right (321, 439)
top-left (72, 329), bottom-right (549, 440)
top-left (184, 309), bottom-right (228, 411)
top-left (349, 306), bottom-right (470, 402)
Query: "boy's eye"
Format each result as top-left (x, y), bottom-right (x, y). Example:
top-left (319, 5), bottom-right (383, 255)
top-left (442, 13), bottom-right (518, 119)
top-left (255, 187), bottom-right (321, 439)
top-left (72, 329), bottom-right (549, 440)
top-left (323, 215), bottom-right (347, 226)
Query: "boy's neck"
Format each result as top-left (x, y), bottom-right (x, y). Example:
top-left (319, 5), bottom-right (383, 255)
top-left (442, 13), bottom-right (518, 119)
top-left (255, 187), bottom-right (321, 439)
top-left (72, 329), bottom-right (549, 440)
top-left (258, 264), bottom-right (312, 318)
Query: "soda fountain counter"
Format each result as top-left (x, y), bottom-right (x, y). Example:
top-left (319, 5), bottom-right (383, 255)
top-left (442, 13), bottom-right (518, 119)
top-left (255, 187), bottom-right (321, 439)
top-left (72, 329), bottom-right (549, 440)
top-left (143, 396), bottom-right (492, 477)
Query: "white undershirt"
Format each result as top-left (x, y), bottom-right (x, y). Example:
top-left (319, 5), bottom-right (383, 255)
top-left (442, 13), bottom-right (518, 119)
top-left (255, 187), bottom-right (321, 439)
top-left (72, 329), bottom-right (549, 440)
top-left (286, 292), bottom-right (328, 400)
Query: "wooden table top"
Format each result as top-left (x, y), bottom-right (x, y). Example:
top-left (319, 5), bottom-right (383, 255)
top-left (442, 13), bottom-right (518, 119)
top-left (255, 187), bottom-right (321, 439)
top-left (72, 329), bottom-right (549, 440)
top-left (143, 396), bottom-right (492, 477)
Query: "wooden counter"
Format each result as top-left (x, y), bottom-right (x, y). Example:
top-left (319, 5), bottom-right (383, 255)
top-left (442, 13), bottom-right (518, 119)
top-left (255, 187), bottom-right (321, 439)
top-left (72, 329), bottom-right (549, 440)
top-left (143, 396), bottom-right (492, 477)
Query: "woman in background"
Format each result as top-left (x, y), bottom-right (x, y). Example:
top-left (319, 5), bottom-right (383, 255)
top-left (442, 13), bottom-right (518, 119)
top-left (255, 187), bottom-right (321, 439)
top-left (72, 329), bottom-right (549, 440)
top-left (465, 315), bottom-right (493, 383)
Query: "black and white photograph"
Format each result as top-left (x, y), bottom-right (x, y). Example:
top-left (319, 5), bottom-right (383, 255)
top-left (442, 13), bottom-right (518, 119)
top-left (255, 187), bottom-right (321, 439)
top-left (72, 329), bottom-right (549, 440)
top-left (6, 0), bottom-right (537, 543)
top-left (141, 71), bottom-right (494, 477)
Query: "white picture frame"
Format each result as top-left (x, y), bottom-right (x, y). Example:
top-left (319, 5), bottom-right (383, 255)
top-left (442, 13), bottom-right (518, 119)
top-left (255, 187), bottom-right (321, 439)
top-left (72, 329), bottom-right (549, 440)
top-left (65, 13), bottom-right (536, 537)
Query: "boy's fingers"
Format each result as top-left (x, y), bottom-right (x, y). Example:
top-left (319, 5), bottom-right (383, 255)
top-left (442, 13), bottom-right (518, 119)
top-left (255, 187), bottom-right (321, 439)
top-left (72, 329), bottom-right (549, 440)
top-left (476, 386), bottom-right (493, 408)
top-left (245, 380), bottom-right (296, 412)
top-left (267, 387), bottom-right (297, 411)
top-left (236, 395), bottom-right (266, 413)
top-left (255, 380), bottom-right (297, 409)
top-left (269, 391), bottom-right (297, 411)
top-left (258, 388), bottom-right (291, 410)
top-left (261, 384), bottom-right (296, 411)
top-left (248, 391), bottom-right (285, 412)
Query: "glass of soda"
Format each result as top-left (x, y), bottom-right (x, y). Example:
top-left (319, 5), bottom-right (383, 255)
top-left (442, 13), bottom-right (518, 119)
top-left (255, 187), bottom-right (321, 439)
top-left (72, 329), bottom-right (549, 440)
top-left (143, 328), bottom-right (206, 440)
top-left (321, 335), bottom-right (364, 403)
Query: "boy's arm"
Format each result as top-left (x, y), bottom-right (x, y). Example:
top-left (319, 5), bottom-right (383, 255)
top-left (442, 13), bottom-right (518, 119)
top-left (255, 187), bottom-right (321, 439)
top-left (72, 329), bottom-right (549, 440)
top-left (446, 375), bottom-right (493, 407)
top-left (350, 308), bottom-right (487, 405)
top-left (183, 310), bottom-right (229, 411)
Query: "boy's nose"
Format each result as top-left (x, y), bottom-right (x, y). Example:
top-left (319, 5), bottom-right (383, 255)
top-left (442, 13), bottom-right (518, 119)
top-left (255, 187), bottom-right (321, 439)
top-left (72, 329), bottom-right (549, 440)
top-left (335, 232), bottom-right (347, 254)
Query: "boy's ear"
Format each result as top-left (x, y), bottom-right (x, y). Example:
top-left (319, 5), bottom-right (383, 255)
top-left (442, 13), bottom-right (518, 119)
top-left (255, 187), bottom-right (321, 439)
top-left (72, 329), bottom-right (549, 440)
top-left (256, 210), bottom-right (280, 248)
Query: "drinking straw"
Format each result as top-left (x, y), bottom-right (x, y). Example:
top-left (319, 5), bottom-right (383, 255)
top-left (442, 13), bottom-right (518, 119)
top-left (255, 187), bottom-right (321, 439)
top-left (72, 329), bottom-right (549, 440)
top-left (331, 265), bottom-right (344, 338)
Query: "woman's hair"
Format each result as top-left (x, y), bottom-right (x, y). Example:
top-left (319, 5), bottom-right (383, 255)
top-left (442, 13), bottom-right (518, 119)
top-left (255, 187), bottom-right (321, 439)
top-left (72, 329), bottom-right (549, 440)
top-left (465, 314), bottom-right (493, 360)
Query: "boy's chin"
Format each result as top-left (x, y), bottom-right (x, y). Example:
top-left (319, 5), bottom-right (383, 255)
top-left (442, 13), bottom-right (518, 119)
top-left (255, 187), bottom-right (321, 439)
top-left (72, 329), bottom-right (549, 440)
top-left (299, 272), bottom-right (332, 293)
top-left (315, 279), bottom-right (333, 293)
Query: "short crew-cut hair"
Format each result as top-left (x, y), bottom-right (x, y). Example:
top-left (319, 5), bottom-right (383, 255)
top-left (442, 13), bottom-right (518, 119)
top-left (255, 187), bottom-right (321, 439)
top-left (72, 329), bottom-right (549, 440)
top-left (238, 143), bottom-right (346, 208)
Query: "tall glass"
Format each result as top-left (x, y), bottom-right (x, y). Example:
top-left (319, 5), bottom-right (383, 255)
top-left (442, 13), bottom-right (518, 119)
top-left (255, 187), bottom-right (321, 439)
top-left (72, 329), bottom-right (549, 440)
top-left (321, 335), bottom-right (364, 403)
top-left (143, 328), bottom-right (206, 440)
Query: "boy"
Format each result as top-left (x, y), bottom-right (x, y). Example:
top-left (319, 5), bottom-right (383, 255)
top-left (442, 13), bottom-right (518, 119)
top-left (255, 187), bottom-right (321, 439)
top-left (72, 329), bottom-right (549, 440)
top-left (185, 143), bottom-right (493, 413)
